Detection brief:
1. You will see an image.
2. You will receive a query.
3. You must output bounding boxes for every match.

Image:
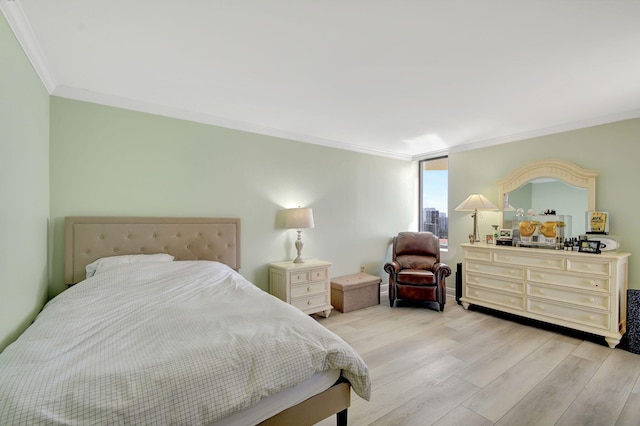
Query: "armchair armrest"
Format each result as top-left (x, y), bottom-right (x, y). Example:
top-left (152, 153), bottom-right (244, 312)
top-left (433, 262), bottom-right (452, 282)
top-left (384, 261), bottom-right (401, 276)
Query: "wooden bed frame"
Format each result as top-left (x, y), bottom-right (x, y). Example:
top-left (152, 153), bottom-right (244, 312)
top-left (64, 216), bottom-right (351, 426)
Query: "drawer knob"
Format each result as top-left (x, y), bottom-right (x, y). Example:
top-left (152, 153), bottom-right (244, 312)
top-left (307, 286), bottom-right (311, 292)
top-left (589, 297), bottom-right (595, 303)
top-left (588, 315), bottom-right (595, 321)
top-left (539, 274), bottom-right (545, 279)
top-left (538, 305), bottom-right (545, 311)
top-left (307, 300), bottom-right (312, 305)
top-left (510, 284), bottom-right (515, 289)
top-left (474, 291), bottom-right (479, 296)
top-left (510, 270), bottom-right (517, 275)
top-left (539, 289), bottom-right (545, 294)
top-left (509, 298), bottom-right (515, 304)
top-left (585, 265), bottom-right (592, 269)
top-left (474, 277), bottom-right (479, 282)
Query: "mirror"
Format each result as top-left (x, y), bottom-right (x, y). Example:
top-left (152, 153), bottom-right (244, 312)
top-left (497, 159), bottom-right (598, 239)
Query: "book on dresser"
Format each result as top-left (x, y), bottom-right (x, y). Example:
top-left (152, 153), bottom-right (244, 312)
top-left (460, 243), bottom-right (630, 348)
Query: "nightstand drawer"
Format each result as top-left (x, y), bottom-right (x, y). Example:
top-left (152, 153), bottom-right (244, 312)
top-left (291, 281), bottom-right (327, 298)
top-left (289, 271), bottom-right (309, 283)
top-left (310, 267), bottom-right (328, 281)
top-left (291, 293), bottom-right (328, 311)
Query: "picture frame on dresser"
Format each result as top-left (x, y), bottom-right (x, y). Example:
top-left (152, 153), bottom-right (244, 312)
top-left (579, 240), bottom-right (601, 254)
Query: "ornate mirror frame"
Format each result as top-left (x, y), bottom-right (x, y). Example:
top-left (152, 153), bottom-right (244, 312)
top-left (497, 159), bottom-right (599, 226)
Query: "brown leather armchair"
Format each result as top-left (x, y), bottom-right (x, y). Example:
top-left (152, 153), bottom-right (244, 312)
top-left (384, 232), bottom-right (452, 311)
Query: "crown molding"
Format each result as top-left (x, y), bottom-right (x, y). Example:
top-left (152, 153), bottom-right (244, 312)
top-left (445, 108), bottom-right (640, 157)
top-left (53, 85), bottom-right (414, 161)
top-left (1, 1), bottom-right (56, 93)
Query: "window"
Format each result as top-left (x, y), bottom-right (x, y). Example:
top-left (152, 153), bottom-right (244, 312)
top-left (419, 157), bottom-right (448, 249)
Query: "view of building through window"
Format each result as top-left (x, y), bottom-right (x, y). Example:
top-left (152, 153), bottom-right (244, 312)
top-left (419, 157), bottom-right (448, 248)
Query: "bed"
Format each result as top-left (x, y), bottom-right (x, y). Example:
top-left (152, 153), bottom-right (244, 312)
top-left (0, 216), bottom-right (370, 425)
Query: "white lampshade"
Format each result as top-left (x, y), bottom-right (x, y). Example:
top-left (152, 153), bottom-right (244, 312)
top-left (285, 207), bottom-right (315, 229)
top-left (455, 193), bottom-right (498, 211)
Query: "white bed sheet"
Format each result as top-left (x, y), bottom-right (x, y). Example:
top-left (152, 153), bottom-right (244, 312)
top-left (0, 261), bottom-right (370, 425)
top-left (214, 368), bottom-right (340, 426)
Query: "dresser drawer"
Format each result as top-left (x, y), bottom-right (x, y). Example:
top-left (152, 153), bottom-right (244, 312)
top-left (526, 269), bottom-right (610, 292)
top-left (291, 280), bottom-right (327, 298)
top-left (566, 259), bottom-right (611, 276)
top-left (465, 285), bottom-right (524, 310)
top-left (467, 260), bottom-right (523, 280)
top-left (466, 273), bottom-right (523, 294)
top-left (291, 293), bottom-right (328, 311)
top-left (465, 249), bottom-right (492, 262)
top-left (527, 299), bottom-right (610, 330)
top-left (527, 283), bottom-right (609, 310)
top-left (494, 252), bottom-right (564, 270)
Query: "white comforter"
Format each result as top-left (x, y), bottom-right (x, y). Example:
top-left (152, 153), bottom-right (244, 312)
top-left (0, 261), bottom-right (370, 425)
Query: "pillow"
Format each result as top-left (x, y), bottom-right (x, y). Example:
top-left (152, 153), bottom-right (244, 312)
top-left (85, 253), bottom-right (175, 278)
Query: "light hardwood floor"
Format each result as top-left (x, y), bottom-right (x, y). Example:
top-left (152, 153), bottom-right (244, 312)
top-left (314, 294), bottom-right (640, 426)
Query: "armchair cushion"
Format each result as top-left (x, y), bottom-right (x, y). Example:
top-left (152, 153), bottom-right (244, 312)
top-left (396, 255), bottom-right (436, 271)
top-left (397, 269), bottom-right (435, 285)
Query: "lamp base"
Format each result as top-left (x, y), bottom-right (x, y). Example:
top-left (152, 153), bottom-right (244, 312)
top-left (293, 231), bottom-right (305, 263)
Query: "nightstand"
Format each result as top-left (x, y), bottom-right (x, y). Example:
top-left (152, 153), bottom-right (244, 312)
top-left (269, 259), bottom-right (333, 317)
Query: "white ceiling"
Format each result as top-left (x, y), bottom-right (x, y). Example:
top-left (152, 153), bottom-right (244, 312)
top-left (3, 0), bottom-right (640, 160)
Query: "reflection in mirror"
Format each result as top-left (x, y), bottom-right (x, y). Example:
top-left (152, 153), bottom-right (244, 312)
top-left (503, 178), bottom-right (587, 239)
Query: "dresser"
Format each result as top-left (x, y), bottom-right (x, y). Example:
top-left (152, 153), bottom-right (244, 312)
top-left (269, 259), bottom-right (333, 317)
top-left (461, 243), bottom-right (630, 348)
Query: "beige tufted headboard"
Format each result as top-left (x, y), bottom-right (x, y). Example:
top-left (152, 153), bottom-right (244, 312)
top-left (65, 216), bottom-right (241, 284)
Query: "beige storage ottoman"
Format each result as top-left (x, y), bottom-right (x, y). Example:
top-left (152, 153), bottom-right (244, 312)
top-left (331, 273), bottom-right (381, 313)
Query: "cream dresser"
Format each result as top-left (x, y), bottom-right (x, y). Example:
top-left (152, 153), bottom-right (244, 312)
top-left (461, 243), bottom-right (630, 348)
top-left (269, 259), bottom-right (333, 317)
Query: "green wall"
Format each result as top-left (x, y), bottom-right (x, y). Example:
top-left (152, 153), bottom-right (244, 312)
top-left (449, 119), bottom-right (640, 289)
top-left (49, 97), bottom-right (417, 296)
top-left (0, 14), bottom-right (49, 351)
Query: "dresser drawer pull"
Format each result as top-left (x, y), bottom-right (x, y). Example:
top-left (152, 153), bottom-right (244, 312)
top-left (307, 300), bottom-right (312, 305)
top-left (473, 277), bottom-right (479, 283)
top-left (589, 297), bottom-right (595, 303)
top-left (510, 270), bottom-right (517, 275)
top-left (474, 291), bottom-right (479, 296)
top-left (510, 284), bottom-right (515, 289)
top-left (538, 289), bottom-right (545, 295)
top-left (587, 315), bottom-right (595, 321)
top-left (590, 280), bottom-right (598, 287)
top-left (538, 274), bottom-right (545, 279)
top-left (509, 298), bottom-right (515, 304)
top-left (537, 305), bottom-right (545, 311)
top-left (307, 286), bottom-right (311, 292)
